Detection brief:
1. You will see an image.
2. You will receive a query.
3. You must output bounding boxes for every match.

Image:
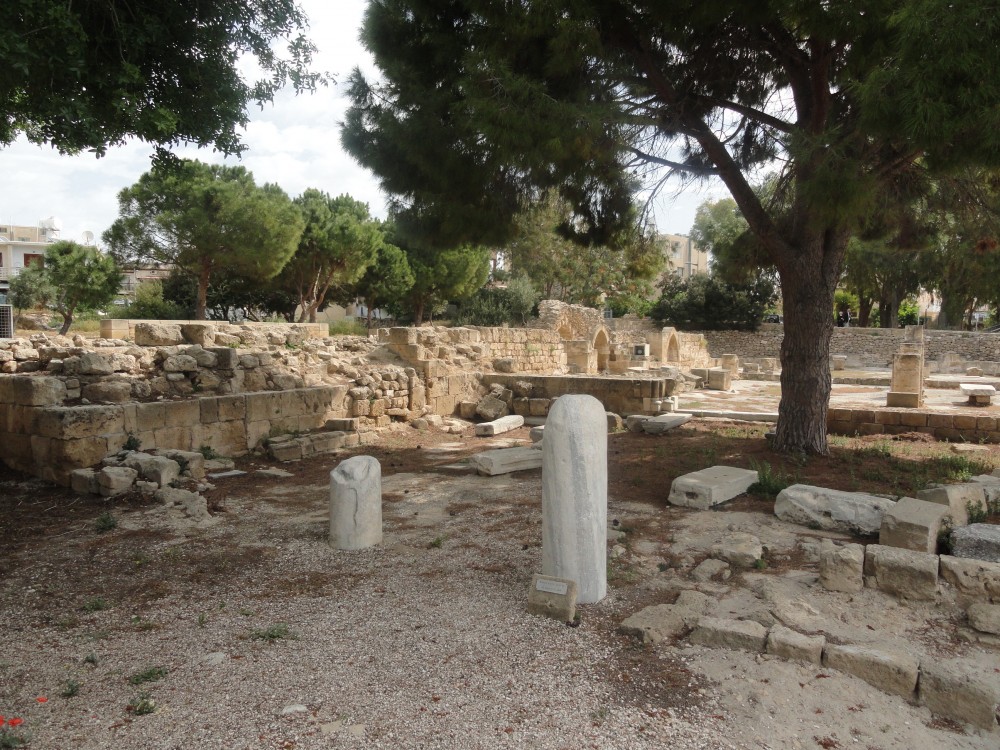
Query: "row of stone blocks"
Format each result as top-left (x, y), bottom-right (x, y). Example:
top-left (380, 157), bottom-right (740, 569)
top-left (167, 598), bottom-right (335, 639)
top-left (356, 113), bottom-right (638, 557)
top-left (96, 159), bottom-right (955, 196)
top-left (688, 617), bottom-right (999, 730)
top-left (828, 406), bottom-right (1000, 442)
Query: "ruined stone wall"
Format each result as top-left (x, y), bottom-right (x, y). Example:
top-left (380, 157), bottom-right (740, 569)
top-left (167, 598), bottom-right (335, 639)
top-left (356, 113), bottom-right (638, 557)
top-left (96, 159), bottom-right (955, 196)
top-left (827, 406), bottom-right (1000, 443)
top-left (481, 373), bottom-right (675, 416)
top-left (699, 327), bottom-right (1000, 366)
top-left (532, 300), bottom-right (604, 341)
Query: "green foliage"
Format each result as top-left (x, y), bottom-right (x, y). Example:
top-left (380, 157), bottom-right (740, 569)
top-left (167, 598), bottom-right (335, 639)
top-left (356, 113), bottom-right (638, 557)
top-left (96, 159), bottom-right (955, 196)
top-left (104, 160), bottom-right (304, 319)
top-left (834, 290), bottom-right (859, 320)
top-left (129, 666), bottom-right (167, 686)
top-left (897, 299), bottom-right (920, 327)
top-left (393, 241), bottom-right (491, 324)
top-left (7, 263), bottom-right (53, 314)
top-left (605, 292), bottom-right (652, 319)
top-left (60, 679), bottom-right (81, 698)
top-left (328, 320), bottom-right (368, 336)
top-left (277, 191), bottom-right (384, 322)
top-left (93, 513), bottom-right (117, 534)
top-left (747, 461), bottom-right (794, 499)
top-left (82, 598), bottom-right (108, 613)
top-left (504, 275), bottom-right (540, 325)
top-left (650, 273), bottom-right (777, 331)
top-left (39, 241), bottom-right (122, 334)
top-left (128, 693), bottom-right (156, 716)
top-left (335, 234), bottom-right (416, 329)
top-left (250, 623), bottom-right (294, 641)
top-left (0, 0), bottom-right (324, 157)
top-left (454, 276), bottom-right (539, 327)
top-left (123, 280), bottom-right (189, 320)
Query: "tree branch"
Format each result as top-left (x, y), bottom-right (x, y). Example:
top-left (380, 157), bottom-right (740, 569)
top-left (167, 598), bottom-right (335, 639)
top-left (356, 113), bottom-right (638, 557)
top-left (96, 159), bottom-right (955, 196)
top-left (626, 147), bottom-right (720, 175)
top-left (700, 96), bottom-right (794, 134)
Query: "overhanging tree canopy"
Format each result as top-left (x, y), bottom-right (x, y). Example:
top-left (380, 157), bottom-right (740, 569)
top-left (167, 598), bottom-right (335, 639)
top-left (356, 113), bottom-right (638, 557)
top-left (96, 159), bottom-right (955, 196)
top-left (1, 0), bottom-right (323, 156)
top-left (343, 0), bottom-right (1000, 454)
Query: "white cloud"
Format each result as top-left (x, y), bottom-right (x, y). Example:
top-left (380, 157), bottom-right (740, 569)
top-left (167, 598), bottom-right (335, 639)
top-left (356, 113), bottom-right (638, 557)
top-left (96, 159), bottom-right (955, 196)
top-left (1, 0), bottom-right (715, 244)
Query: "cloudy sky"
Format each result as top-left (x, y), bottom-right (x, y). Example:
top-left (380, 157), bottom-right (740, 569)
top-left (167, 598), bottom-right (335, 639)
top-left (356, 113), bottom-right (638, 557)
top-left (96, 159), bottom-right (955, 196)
top-left (1, 0), bottom-right (728, 244)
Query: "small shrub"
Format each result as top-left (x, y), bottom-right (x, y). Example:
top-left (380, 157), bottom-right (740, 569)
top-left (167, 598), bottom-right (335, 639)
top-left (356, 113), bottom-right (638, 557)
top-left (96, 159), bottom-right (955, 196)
top-left (93, 512), bottom-right (117, 533)
top-left (197, 612), bottom-right (208, 628)
top-left (747, 460), bottom-right (793, 498)
top-left (198, 445), bottom-right (219, 460)
top-left (123, 433), bottom-right (141, 451)
top-left (129, 666), bottom-right (168, 685)
top-left (128, 693), bottom-right (156, 716)
top-left (83, 652), bottom-right (98, 665)
top-left (250, 623), bottom-right (294, 641)
top-left (328, 319), bottom-right (367, 336)
top-left (966, 500), bottom-right (988, 525)
top-left (60, 679), bottom-right (81, 698)
top-left (82, 597), bottom-right (108, 612)
top-left (428, 535), bottom-right (445, 549)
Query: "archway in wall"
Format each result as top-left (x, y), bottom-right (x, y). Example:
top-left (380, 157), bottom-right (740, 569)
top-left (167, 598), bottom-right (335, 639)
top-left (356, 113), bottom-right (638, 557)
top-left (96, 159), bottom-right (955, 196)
top-left (593, 328), bottom-right (610, 372)
top-left (666, 331), bottom-right (680, 362)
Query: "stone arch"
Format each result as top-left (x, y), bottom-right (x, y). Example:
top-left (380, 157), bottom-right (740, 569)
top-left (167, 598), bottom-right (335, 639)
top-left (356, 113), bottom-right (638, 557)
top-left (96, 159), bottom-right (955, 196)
top-left (665, 328), bottom-right (680, 362)
top-left (593, 327), bottom-right (610, 372)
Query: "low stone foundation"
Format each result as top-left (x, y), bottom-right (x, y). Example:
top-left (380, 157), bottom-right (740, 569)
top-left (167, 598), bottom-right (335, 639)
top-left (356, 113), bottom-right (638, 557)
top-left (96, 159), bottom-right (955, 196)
top-left (481, 373), bottom-right (676, 417)
top-left (828, 407), bottom-right (1000, 442)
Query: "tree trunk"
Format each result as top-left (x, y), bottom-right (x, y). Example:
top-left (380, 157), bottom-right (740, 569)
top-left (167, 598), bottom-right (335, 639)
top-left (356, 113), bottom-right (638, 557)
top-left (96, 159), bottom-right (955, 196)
top-left (857, 296), bottom-right (874, 328)
top-left (195, 264), bottom-right (211, 320)
top-left (772, 232), bottom-right (848, 455)
top-left (413, 299), bottom-right (425, 326)
top-left (59, 310), bottom-right (73, 335)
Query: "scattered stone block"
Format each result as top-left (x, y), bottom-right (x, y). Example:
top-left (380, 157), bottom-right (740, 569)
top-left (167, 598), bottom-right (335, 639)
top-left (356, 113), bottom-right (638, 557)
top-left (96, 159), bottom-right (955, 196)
top-left (668, 465), bottom-right (758, 509)
top-left (527, 575), bottom-right (578, 622)
top-left (70, 468), bottom-right (99, 495)
top-left (831, 355), bottom-right (847, 371)
top-left (475, 414), bottom-right (524, 437)
top-left (458, 400), bottom-right (478, 420)
top-left (625, 414), bottom-right (650, 433)
top-left (823, 644), bottom-right (918, 699)
top-left (766, 625), bottom-right (824, 664)
top-left (706, 368), bottom-right (731, 390)
top-left (640, 413), bottom-right (692, 435)
top-left (207, 470), bottom-right (247, 479)
top-left (951, 524), bottom-right (1000, 563)
top-left (257, 468), bottom-right (293, 478)
top-left (939, 556), bottom-right (1000, 602)
top-left (325, 418), bottom-right (358, 432)
top-left (879, 497), bottom-right (952, 553)
top-left (968, 602), bottom-right (1000, 635)
top-left (155, 487), bottom-right (211, 523)
top-left (960, 383), bottom-right (995, 406)
top-left (470, 447), bottom-right (543, 476)
top-left (918, 659), bottom-right (1000, 730)
top-left (917, 483), bottom-right (987, 527)
top-left (710, 533), bottom-right (763, 568)
top-left (688, 617), bottom-right (768, 653)
top-left (329, 455), bottom-right (382, 551)
top-left (775, 484), bottom-right (895, 536)
top-left (819, 541), bottom-right (865, 593)
top-left (155, 449), bottom-right (205, 479)
top-left (864, 544), bottom-right (939, 601)
top-left (308, 432), bottom-right (347, 454)
top-left (134, 322), bottom-right (184, 346)
top-left (123, 453), bottom-right (181, 488)
top-left (98, 466), bottom-right (138, 497)
top-left (619, 590), bottom-right (708, 644)
top-left (269, 440), bottom-right (303, 462)
top-left (529, 426), bottom-right (544, 443)
top-left (543, 394), bottom-right (607, 604)
top-left (606, 412), bottom-right (623, 432)
top-left (475, 394), bottom-right (508, 420)
top-left (691, 558), bottom-right (730, 582)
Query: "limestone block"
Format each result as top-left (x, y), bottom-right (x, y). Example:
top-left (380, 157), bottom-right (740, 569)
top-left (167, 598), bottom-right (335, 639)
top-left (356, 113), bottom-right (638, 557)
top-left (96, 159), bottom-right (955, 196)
top-left (970, 475), bottom-right (1000, 507)
top-left (879, 497), bottom-right (952, 553)
top-left (0, 375), bottom-right (67, 405)
top-left (641, 413), bottom-right (692, 435)
top-left (542, 394), bottom-right (607, 604)
top-left (688, 617), bottom-right (768, 653)
top-left (529, 425), bottom-right (545, 443)
top-left (155, 487), bottom-right (212, 523)
top-left (864, 544), bottom-right (939, 601)
top-left (181, 323), bottom-right (216, 346)
top-left (691, 558), bottom-right (730, 582)
top-left (939, 556), bottom-right (1000, 602)
top-left (960, 383), bottom-right (995, 406)
top-left (968, 602), bottom-right (1000, 635)
top-left (619, 591), bottom-right (708, 644)
top-left (606, 413), bottom-right (623, 432)
top-left (70, 468), bottom-right (99, 495)
top-left (475, 393), bottom-right (509, 420)
top-left (35, 405), bottom-right (125, 439)
top-left (162, 399), bottom-right (201, 428)
top-left (822, 644), bottom-right (918, 699)
top-left (819, 541), bottom-right (865, 593)
top-left (82, 381), bottom-right (133, 403)
top-left (78, 352), bottom-right (114, 375)
top-left (326, 418), bottom-right (359, 432)
top-left (668, 465), bottom-right (758, 509)
top-left (625, 415), bottom-right (650, 432)
top-left (474, 414), bottom-right (524, 436)
top-left (917, 483), bottom-right (987, 526)
top-left (528, 398), bottom-right (549, 416)
top-left (270, 440), bottom-right (303, 462)
top-left (471, 446), bottom-right (543, 476)
top-left (98, 466), bottom-right (138, 496)
top-left (155, 449), bottom-right (205, 479)
top-left (918, 659), bottom-right (1000, 730)
top-left (308, 431), bottom-right (347, 454)
top-left (711, 533), bottom-right (763, 568)
top-left (775, 484), bottom-right (895, 536)
top-left (122, 453), bottom-right (181, 487)
top-left (766, 625), bottom-right (825, 664)
top-left (951, 524), bottom-right (1000, 563)
top-left (209, 347), bottom-right (240, 370)
top-left (134, 322), bottom-right (184, 346)
top-left (527, 575), bottom-right (578, 622)
top-left (329, 455), bottom-right (382, 550)
top-left (706, 368), bottom-right (731, 390)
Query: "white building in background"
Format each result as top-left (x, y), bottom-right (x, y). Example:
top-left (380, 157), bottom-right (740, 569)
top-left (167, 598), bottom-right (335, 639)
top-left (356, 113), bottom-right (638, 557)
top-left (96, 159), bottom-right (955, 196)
top-left (659, 233), bottom-right (709, 279)
top-left (0, 218), bottom-right (63, 294)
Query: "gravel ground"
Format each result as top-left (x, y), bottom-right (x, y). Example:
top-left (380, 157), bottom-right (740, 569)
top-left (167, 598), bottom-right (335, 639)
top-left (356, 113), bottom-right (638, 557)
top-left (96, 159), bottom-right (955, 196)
top-left (2, 426), bottom-right (998, 749)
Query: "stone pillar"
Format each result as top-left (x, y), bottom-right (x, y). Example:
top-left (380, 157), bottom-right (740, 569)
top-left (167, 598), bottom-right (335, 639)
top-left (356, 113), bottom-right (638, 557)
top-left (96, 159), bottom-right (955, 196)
top-left (329, 455), bottom-right (382, 550)
top-left (720, 354), bottom-right (740, 378)
top-left (542, 394), bottom-right (607, 603)
top-left (886, 342), bottom-right (924, 408)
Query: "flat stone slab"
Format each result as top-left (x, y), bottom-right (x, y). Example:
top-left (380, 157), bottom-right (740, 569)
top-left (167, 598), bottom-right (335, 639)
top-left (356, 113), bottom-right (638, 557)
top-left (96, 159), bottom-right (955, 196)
top-left (864, 544), bottom-right (939, 601)
top-left (207, 470), bottom-right (248, 479)
top-left (619, 590), bottom-right (708, 644)
top-left (688, 616), bottom-right (768, 653)
top-left (640, 413), bottom-right (692, 435)
top-left (470, 446), bottom-right (543, 476)
top-left (766, 624), bottom-right (824, 664)
top-left (475, 414), bottom-right (524, 436)
top-left (967, 602), bottom-right (1000, 635)
top-left (918, 658), bottom-right (1000, 730)
top-left (960, 383), bottom-right (996, 397)
top-left (939, 555), bottom-right (1000, 601)
top-left (879, 496), bottom-right (952, 553)
top-left (951, 524), bottom-right (1000, 563)
top-left (668, 465), bottom-right (758, 509)
top-left (710, 532), bottom-right (762, 568)
top-left (823, 644), bottom-right (918, 699)
top-left (775, 484), bottom-right (896, 536)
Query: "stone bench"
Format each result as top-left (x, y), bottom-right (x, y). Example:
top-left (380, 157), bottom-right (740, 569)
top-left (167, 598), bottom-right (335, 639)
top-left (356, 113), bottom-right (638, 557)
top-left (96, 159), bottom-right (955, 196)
top-left (960, 383), bottom-right (996, 406)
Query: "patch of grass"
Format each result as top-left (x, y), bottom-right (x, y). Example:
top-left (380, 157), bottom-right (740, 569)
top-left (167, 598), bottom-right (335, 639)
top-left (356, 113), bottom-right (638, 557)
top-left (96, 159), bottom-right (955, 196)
top-left (128, 666), bottom-right (168, 685)
top-left (93, 512), bottom-right (117, 533)
top-left (123, 433), bottom-right (141, 452)
top-left (197, 612), bottom-right (208, 628)
top-left (858, 441), bottom-right (892, 459)
top-left (250, 623), bottom-right (295, 642)
top-left (128, 692), bottom-right (156, 715)
top-left (428, 535), bottom-right (446, 549)
top-left (0, 729), bottom-right (28, 748)
top-left (966, 500), bottom-right (988, 525)
top-left (82, 597), bottom-right (108, 612)
top-left (329, 320), bottom-right (368, 336)
top-left (198, 445), bottom-right (219, 460)
top-left (747, 460), bottom-right (794, 498)
top-left (60, 679), bottom-right (81, 698)
top-left (83, 652), bottom-right (98, 665)
top-left (928, 454), bottom-right (992, 483)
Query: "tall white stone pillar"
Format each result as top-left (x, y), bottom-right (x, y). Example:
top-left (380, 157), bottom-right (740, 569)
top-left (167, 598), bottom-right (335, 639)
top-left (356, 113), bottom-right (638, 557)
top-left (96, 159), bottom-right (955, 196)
top-left (542, 394), bottom-right (607, 603)
top-left (329, 456), bottom-right (382, 550)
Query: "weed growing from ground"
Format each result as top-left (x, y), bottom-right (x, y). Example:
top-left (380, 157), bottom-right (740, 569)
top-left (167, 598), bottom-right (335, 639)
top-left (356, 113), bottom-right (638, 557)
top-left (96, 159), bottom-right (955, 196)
top-left (428, 535), bottom-right (446, 549)
top-left (83, 652), bottom-right (98, 665)
top-left (128, 693), bottom-right (156, 715)
top-left (60, 679), bottom-right (80, 698)
top-left (82, 598), bottom-right (108, 612)
top-left (129, 666), bottom-right (168, 685)
top-left (93, 513), bottom-right (117, 533)
top-left (747, 460), bottom-right (794, 498)
top-left (250, 623), bottom-right (295, 641)
top-left (198, 445), bottom-right (219, 460)
top-left (123, 433), bottom-right (141, 452)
